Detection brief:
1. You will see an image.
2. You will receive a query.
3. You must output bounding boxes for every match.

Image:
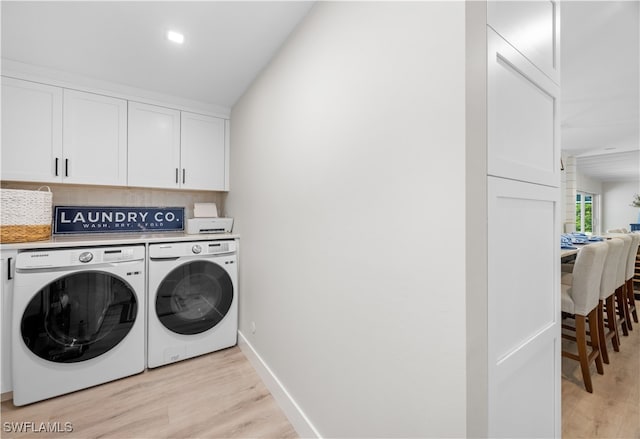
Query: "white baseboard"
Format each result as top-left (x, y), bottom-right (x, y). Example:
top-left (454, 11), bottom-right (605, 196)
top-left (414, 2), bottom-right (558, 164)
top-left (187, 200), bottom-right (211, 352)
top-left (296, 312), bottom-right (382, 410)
top-left (237, 331), bottom-right (320, 439)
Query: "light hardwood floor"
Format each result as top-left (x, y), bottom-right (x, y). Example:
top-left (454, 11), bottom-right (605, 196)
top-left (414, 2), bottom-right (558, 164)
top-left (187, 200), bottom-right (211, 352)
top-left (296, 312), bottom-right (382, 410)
top-left (562, 305), bottom-right (640, 438)
top-left (1, 346), bottom-right (298, 439)
top-left (2, 322), bottom-right (638, 438)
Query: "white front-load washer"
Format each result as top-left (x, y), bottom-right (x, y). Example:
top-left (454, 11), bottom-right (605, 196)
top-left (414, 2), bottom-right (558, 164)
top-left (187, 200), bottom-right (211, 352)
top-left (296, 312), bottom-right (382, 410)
top-left (11, 245), bottom-right (145, 406)
top-left (147, 239), bottom-right (237, 368)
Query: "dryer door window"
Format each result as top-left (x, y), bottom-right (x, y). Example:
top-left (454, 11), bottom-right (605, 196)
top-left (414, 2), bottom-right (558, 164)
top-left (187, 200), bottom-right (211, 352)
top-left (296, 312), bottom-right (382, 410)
top-left (21, 271), bottom-right (138, 363)
top-left (156, 260), bottom-right (233, 335)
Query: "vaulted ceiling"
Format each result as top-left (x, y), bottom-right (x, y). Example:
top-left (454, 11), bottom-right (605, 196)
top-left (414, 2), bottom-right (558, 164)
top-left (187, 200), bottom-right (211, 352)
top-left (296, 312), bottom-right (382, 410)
top-left (561, 1), bottom-right (639, 182)
top-left (1, 1), bottom-right (314, 109)
top-left (2, 1), bottom-right (638, 182)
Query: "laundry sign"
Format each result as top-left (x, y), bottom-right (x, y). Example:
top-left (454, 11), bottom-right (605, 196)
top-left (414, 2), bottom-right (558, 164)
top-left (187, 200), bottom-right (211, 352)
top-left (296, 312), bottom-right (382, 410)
top-left (54, 206), bottom-right (184, 234)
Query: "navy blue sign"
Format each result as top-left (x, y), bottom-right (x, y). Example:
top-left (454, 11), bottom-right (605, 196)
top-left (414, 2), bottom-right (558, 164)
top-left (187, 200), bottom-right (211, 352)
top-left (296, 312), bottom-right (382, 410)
top-left (54, 206), bottom-right (184, 234)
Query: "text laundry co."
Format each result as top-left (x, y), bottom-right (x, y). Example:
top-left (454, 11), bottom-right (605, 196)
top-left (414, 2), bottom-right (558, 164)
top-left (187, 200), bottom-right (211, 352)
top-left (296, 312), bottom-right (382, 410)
top-left (59, 211), bottom-right (178, 224)
top-left (53, 206), bottom-right (185, 234)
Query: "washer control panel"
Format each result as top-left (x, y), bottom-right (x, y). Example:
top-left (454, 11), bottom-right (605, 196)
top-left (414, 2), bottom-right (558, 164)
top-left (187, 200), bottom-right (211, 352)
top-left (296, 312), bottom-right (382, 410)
top-left (15, 246), bottom-right (145, 269)
top-left (192, 244), bottom-right (202, 254)
top-left (103, 248), bottom-right (136, 262)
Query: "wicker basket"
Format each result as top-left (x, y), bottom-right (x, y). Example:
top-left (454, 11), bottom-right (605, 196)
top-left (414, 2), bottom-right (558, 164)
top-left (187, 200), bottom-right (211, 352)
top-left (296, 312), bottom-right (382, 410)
top-left (0, 187), bottom-right (52, 243)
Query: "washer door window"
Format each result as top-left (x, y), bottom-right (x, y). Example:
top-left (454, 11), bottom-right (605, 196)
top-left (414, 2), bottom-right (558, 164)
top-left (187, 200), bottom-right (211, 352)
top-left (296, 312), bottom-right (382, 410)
top-left (156, 260), bottom-right (233, 335)
top-left (21, 272), bottom-right (138, 363)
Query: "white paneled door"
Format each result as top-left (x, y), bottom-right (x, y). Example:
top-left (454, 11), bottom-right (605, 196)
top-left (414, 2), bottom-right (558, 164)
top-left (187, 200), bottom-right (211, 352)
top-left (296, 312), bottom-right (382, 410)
top-left (488, 0), bottom-right (560, 83)
top-left (1, 250), bottom-right (17, 394)
top-left (487, 177), bottom-right (560, 438)
top-left (485, 3), bottom-right (560, 436)
top-left (488, 29), bottom-right (560, 188)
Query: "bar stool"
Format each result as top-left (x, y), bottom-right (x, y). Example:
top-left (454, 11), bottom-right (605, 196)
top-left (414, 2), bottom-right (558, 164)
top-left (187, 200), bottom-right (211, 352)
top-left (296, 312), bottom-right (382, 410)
top-left (607, 228), bottom-right (629, 233)
top-left (624, 233), bottom-right (640, 325)
top-left (611, 234), bottom-right (632, 335)
top-left (596, 238), bottom-right (624, 364)
top-left (561, 241), bottom-right (608, 393)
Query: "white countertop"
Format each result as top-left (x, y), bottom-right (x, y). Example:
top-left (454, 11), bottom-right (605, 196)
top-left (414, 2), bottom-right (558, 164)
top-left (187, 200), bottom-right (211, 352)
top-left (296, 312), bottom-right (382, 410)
top-left (0, 232), bottom-right (239, 251)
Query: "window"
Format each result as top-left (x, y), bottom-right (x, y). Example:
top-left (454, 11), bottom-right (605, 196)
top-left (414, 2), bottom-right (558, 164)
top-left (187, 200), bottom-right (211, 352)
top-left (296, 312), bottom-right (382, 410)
top-left (575, 192), bottom-right (595, 234)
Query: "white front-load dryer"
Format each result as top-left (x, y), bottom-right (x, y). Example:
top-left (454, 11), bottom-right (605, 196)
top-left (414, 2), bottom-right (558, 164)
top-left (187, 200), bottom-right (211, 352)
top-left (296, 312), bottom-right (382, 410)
top-left (12, 245), bottom-right (146, 406)
top-left (147, 239), bottom-right (237, 368)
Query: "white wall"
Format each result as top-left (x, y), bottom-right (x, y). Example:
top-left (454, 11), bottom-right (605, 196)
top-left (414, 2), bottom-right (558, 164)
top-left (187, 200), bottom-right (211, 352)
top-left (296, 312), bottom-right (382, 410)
top-left (602, 179), bottom-right (640, 231)
top-left (226, 2), bottom-right (467, 437)
top-left (576, 171), bottom-right (603, 196)
top-left (561, 155), bottom-right (577, 231)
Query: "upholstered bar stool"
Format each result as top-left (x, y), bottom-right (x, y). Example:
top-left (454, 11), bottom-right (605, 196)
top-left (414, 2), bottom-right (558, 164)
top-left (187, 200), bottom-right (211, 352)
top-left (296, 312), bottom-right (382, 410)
top-left (596, 238), bottom-right (624, 364)
top-left (561, 241), bottom-right (608, 393)
top-left (611, 234), bottom-right (633, 335)
top-left (624, 233), bottom-right (640, 325)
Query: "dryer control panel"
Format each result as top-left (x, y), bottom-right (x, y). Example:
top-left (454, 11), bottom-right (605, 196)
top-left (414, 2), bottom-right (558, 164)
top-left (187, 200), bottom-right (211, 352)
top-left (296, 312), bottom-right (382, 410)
top-left (149, 240), bottom-right (236, 259)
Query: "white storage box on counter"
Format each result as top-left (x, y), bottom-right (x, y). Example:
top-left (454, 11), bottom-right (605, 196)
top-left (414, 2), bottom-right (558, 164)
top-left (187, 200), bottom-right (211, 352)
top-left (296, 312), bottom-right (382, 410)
top-left (186, 217), bottom-right (233, 234)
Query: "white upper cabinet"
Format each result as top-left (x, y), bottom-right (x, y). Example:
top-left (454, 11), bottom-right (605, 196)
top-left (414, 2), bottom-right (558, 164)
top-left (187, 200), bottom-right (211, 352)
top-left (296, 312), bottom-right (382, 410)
top-left (1, 79), bottom-right (126, 186)
top-left (488, 29), bottom-right (560, 188)
top-left (1, 75), bottom-right (228, 191)
top-left (181, 112), bottom-right (227, 191)
top-left (1, 77), bottom-right (63, 183)
top-left (63, 89), bottom-right (128, 186)
top-left (128, 105), bottom-right (228, 191)
top-left (128, 102), bottom-right (181, 189)
top-left (488, 1), bottom-right (560, 83)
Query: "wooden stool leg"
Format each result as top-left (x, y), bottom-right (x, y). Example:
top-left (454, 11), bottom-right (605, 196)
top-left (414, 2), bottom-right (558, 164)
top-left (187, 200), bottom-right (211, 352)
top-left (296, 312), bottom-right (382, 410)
top-left (606, 295), bottom-right (620, 352)
top-left (575, 315), bottom-right (593, 393)
top-left (597, 301), bottom-right (609, 364)
top-left (616, 287), bottom-right (630, 336)
top-left (588, 308), bottom-right (604, 375)
top-left (623, 282), bottom-right (634, 331)
top-left (626, 279), bottom-right (638, 323)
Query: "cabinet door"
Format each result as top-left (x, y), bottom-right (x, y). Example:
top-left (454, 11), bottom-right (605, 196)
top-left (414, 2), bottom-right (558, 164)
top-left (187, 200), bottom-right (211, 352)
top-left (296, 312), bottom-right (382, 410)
top-left (128, 102), bottom-right (181, 189)
top-left (180, 112), bottom-right (226, 191)
top-left (1, 250), bottom-right (17, 394)
top-left (488, 29), bottom-right (560, 188)
top-left (487, 176), bottom-right (560, 438)
top-left (1, 77), bottom-right (63, 183)
top-left (63, 89), bottom-right (127, 186)
top-left (488, 1), bottom-right (559, 83)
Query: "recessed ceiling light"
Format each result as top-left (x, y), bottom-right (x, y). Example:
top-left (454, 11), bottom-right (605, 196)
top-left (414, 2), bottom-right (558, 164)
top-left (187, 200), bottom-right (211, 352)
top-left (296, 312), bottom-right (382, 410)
top-left (167, 30), bottom-right (184, 44)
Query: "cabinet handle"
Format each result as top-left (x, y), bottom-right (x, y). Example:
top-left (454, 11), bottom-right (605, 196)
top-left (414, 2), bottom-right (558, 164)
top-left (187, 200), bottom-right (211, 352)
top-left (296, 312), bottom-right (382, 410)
top-left (182, 169), bottom-right (186, 184)
top-left (176, 168), bottom-right (179, 184)
top-left (55, 158), bottom-right (59, 176)
top-left (7, 257), bottom-right (12, 280)
top-left (65, 159), bottom-right (69, 177)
